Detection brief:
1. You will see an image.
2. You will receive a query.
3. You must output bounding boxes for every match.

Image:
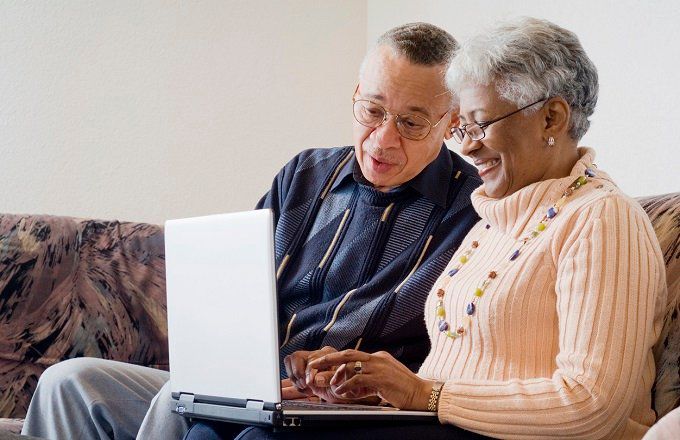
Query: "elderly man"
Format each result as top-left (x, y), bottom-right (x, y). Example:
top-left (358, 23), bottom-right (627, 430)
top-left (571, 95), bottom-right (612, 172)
top-left (22, 22), bottom-right (480, 440)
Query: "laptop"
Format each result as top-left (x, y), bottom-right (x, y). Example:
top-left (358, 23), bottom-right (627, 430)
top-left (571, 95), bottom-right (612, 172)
top-left (164, 209), bottom-right (437, 428)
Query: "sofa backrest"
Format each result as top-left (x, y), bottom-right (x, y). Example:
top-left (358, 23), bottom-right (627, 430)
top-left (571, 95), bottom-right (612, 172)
top-left (0, 214), bottom-right (167, 418)
top-left (638, 193), bottom-right (680, 418)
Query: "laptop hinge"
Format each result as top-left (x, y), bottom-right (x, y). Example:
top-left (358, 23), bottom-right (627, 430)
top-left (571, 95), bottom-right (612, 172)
top-left (176, 393), bottom-right (195, 415)
top-left (246, 399), bottom-right (265, 411)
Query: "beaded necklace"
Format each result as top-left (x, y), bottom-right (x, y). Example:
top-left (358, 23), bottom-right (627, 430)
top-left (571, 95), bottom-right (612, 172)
top-left (435, 168), bottom-right (597, 340)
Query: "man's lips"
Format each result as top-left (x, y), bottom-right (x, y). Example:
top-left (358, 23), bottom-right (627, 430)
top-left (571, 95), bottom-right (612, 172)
top-left (369, 155), bottom-right (396, 171)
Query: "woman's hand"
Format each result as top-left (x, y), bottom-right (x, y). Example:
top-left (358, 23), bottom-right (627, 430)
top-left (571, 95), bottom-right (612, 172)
top-left (306, 349), bottom-right (435, 410)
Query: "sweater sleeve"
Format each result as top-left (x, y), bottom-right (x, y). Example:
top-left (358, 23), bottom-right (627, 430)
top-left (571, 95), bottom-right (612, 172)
top-left (436, 195), bottom-right (666, 439)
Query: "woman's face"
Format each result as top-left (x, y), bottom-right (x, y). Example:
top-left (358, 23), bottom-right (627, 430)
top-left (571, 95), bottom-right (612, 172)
top-left (457, 83), bottom-right (555, 198)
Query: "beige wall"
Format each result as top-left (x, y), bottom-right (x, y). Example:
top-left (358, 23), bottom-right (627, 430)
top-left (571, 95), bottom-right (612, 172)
top-left (1, 1), bottom-right (367, 223)
top-left (4, 1), bottom-right (678, 225)
top-left (368, 0), bottom-right (680, 198)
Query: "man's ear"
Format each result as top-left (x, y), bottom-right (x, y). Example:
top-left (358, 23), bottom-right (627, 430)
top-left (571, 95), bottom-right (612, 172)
top-left (444, 111), bottom-right (460, 140)
top-left (543, 97), bottom-right (571, 139)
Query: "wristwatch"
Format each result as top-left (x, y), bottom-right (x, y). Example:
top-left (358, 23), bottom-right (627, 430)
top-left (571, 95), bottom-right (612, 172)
top-left (427, 381), bottom-right (445, 412)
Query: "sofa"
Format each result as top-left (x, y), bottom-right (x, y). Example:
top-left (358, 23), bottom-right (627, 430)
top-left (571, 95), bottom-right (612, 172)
top-left (1, 192), bottom-right (679, 436)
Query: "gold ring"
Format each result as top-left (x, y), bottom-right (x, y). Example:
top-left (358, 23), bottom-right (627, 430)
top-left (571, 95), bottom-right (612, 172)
top-left (354, 361), bottom-right (363, 374)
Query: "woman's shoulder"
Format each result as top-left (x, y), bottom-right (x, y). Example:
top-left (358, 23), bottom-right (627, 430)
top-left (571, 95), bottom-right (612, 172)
top-left (563, 175), bottom-right (651, 225)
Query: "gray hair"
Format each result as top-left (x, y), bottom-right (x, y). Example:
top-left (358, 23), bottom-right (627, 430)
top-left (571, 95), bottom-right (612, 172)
top-left (360, 23), bottom-right (458, 100)
top-left (447, 17), bottom-right (598, 140)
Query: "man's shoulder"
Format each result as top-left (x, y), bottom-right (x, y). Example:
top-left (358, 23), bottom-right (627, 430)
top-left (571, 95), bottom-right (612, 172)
top-left (285, 146), bottom-right (354, 173)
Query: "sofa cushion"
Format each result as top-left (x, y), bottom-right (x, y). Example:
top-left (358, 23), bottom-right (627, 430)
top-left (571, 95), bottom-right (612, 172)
top-left (638, 193), bottom-right (680, 418)
top-left (0, 215), bottom-right (167, 419)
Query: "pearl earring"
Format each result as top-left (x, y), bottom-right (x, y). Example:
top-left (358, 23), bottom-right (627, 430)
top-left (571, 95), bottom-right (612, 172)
top-left (547, 136), bottom-right (555, 147)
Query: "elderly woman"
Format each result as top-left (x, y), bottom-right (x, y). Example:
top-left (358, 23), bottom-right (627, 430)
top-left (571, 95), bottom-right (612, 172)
top-left (186, 17), bottom-right (667, 440)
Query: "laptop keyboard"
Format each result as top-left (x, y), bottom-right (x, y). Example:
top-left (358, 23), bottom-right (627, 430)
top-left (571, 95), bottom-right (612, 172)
top-left (282, 400), bottom-right (398, 411)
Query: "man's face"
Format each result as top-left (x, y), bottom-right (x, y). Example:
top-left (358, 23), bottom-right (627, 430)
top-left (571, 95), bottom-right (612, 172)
top-left (353, 46), bottom-right (456, 191)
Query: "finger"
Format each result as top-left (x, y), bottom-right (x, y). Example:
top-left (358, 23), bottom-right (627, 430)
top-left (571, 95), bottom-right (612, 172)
top-left (305, 347), bottom-right (338, 385)
top-left (289, 353), bottom-right (309, 390)
top-left (308, 349), bottom-right (370, 370)
top-left (333, 373), bottom-right (372, 395)
top-left (283, 355), bottom-right (294, 381)
top-left (309, 346), bottom-right (336, 361)
top-left (281, 385), bottom-right (311, 400)
top-left (329, 363), bottom-right (349, 386)
top-left (281, 378), bottom-right (293, 388)
top-left (311, 370), bottom-right (335, 388)
top-left (305, 367), bottom-right (317, 386)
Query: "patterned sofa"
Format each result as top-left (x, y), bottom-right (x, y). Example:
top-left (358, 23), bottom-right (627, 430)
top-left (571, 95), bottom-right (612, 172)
top-left (0, 192), bottom-right (679, 436)
top-left (0, 216), bottom-right (168, 434)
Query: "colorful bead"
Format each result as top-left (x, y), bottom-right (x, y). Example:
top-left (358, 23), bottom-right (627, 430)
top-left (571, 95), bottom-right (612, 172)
top-left (433, 167), bottom-right (590, 344)
top-left (466, 303), bottom-right (476, 315)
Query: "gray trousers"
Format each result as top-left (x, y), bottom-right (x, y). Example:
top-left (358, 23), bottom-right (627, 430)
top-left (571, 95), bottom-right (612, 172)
top-left (21, 358), bottom-right (189, 440)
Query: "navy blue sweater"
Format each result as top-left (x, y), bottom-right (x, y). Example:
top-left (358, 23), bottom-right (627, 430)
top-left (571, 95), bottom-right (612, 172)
top-left (257, 145), bottom-right (480, 373)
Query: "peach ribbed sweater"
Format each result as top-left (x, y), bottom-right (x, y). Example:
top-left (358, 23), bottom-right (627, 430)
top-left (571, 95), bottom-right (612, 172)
top-left (418, 148), bottom-right (668, 439)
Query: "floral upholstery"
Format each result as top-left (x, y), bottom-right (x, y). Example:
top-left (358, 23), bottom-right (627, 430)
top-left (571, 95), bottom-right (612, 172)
top-left (0, 192), bottom-right (678, 434)
top-left (0, 214), bottom-right (167, 433)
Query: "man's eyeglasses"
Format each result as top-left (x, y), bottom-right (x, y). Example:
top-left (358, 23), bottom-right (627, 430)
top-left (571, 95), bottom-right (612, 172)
top-left (352, 86), bottom-right (452, 141)
top-left (451, 98), bottom-right (548, 144)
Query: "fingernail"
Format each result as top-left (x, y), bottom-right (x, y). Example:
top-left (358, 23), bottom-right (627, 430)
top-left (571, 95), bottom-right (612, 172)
top-left (314, 375), bottom-right (326, 386)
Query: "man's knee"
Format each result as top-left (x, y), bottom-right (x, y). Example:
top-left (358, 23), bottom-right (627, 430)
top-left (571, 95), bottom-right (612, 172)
top-left (36, 357), bottom-right (111, 391)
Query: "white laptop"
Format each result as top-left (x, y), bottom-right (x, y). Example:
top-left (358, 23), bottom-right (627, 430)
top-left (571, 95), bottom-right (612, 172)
top-left (164, 209), bottom-right (436, 428)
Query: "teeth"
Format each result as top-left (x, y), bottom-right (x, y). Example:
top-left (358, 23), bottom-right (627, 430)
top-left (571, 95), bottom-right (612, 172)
top-left (477, 159), bottom-right (499, 172)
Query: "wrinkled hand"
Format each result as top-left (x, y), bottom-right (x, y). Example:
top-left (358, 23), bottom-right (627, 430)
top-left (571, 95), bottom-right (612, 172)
top-left (282, 346), bottom-right (338, 399)
top-left (307, 349), bottom-right (434, 410)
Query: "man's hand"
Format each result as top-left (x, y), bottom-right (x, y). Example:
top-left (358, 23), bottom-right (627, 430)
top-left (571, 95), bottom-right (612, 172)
top-left (282, 346), bottom-right (337, 396)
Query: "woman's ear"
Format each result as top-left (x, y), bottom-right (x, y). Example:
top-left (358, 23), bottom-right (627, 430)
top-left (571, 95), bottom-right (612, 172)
top-left (543, 97), bottom-right (571, 138)
top-left (444, 111), bottom-right (460, 140)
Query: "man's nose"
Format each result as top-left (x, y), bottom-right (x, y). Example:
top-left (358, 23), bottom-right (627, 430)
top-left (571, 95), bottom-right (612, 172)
top-left (374, 115), bottom-right (402, 147)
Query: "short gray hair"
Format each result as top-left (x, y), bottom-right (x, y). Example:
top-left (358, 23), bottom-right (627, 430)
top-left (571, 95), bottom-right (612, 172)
top-left (360, 23), bottom-right (458, 98)
top-left (447, 17), bottom-right (598, 140)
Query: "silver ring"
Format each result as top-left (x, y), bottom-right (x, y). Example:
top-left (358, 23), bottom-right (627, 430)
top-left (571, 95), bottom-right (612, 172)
top-left (354, 361), bottom-right (363, 374)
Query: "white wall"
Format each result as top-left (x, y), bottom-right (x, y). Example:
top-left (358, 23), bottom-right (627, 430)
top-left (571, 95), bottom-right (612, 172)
top-left (1, 1), bottom-right (366, 223)
top-left (368, 0), bottom-right (680, 198)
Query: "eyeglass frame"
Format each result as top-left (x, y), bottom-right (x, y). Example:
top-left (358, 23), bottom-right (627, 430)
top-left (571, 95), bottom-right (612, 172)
top-left (451, 97), bottom-right (549, 144)
top-left (352, 84), bottom-right (454, 141)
